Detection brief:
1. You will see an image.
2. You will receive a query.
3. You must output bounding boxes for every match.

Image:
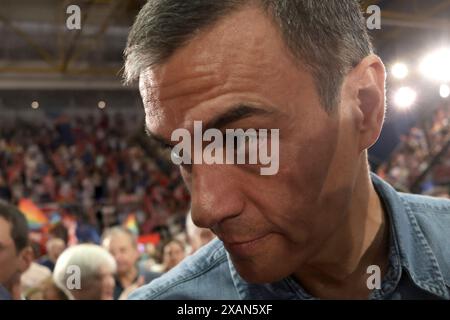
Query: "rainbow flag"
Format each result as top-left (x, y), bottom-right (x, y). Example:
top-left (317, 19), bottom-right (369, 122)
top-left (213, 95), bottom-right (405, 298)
top-left (18, 199), bottom-right (49, 231)
top-left (124, 213), bottom-right (139, 235)
top-left (138, 233), bottom-right (160, 245)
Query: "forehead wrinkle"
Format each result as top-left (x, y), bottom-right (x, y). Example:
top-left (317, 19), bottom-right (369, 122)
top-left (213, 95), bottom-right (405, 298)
top-left (157, 73), bottom-right (222, 103)
top-left (158, 54), bottom-right (272, 103)
top-left (153, 61), bottom-right (224, 90)
top-left (144, 34), bottom-right (278, 106)
top-left (139, 9), bottom-right (287, 112)
top-left (145, 76), bottom-right (274, 139)
top-left (139, 6), bottom-right (301, 138)
top-left (141, 64), bottom-right (221, 108)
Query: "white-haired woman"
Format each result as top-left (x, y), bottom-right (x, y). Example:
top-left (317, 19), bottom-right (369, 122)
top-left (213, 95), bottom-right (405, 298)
top-left (53, 244), bottom-right (116, 300)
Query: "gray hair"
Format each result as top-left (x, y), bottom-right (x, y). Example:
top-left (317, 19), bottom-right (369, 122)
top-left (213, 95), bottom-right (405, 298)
top-left (124, 0), bottom-right (373, 112)
top-left (53, 244), bottom-right (116, 299)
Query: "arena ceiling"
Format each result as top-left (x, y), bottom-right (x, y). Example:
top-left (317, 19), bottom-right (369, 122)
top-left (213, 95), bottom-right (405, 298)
top-left (0, 0), bottom-right (448, 90)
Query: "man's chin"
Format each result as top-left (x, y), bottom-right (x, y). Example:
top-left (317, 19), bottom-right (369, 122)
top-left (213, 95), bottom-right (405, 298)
top-left (230, 257), bottom-right (290, 284)
top-left (227, 235), bottom-right (304, 284)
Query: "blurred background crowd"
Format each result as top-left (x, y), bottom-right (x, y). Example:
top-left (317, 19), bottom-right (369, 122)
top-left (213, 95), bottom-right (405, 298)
top-left (377, 101), bottom-right (450, 197)
top-left (0, 110), bottom-right (215, 300)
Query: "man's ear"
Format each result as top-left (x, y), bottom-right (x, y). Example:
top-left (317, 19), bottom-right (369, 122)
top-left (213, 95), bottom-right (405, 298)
top-left (351, 54), bottom-right (386, 152)
top-left (18, 246), bottom-right (33, 273)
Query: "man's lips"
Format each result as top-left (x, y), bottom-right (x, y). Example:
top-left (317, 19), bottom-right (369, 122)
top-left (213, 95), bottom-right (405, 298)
top-left (221, 233), bottom-right (270, 245)
top-left (221, 233), bottom-right (274, 256)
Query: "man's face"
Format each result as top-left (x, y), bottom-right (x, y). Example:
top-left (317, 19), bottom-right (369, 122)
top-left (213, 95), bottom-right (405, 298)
top-left (47, 238), bottom-right (66, 262)
top-left (140, 7), bottom-right (364, 283)
top-left (163, 241), bottom-right (186, 271)
top-left (0, 217), bottom-right (18, 285)
top-left (103, 233), bottom-right (138, 275)
top-left (0, 217), bottom-right (24, 286)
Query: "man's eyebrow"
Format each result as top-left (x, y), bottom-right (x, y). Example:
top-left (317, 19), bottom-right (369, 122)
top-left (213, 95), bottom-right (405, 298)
top-left (204, 104), bottom-right (274, 131)
top-left (144, 104), bottom-right (274, 147)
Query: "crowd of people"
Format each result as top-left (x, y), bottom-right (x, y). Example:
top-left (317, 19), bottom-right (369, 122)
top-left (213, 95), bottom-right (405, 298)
top-left (0, 198), bottom-right (215, 300)
top-left (0, 110), bottom-right (214, 300)
top-left (0, 111), bottom-right (190, 236)
top-left (377, 101), bottom-right (450, 196)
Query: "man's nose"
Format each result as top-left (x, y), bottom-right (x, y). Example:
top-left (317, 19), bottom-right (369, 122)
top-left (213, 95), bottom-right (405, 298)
top-left (189, 164), bottom-right (244, 229)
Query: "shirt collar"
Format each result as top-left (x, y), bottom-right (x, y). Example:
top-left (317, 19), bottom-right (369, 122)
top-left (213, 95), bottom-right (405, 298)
top-left (0, 285), bottom-right (12, 300)
top-left (228, 173), bottom-right (449, 299)
top-left (371, 173), bottom-right (449, 299)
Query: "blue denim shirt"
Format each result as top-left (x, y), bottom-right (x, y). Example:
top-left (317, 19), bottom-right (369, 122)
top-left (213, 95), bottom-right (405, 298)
top-left (130, 174), bottom-right (450, 300)
top-left (0, 285), bottom-right (12, 300)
